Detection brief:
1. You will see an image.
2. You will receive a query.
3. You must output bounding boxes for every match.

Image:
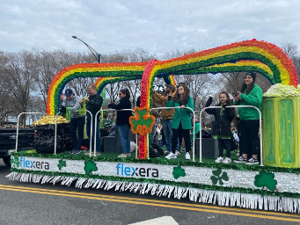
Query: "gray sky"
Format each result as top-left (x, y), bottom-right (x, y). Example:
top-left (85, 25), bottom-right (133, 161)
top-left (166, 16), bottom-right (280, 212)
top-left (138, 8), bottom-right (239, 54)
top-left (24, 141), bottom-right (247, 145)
top-left (1, 0), bottom-right (300, 56)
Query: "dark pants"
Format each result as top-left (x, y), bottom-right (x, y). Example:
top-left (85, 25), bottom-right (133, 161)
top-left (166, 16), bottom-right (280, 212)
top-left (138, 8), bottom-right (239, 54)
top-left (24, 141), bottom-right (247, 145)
top-left (86, 118), bottom-right (100, 152)
top-left (172, 123), bottom-right (191, 153)
top-left (70, 116), bottom-right (85, 150)
top-left (218, 138), bottom-right (231, 158)
top-left (239, 120), bottom-right (260, 156)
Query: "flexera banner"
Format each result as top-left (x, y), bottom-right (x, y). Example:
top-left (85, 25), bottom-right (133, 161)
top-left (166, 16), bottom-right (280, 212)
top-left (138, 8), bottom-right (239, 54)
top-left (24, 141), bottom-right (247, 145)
top-left (19, 157), bottom-right (50, 170)
top-left (115, 163), bottom-right (160, 178)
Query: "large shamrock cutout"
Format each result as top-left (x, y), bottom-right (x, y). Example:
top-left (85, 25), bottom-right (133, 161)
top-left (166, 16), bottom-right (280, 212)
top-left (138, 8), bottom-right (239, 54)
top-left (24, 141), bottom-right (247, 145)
top-left (173, 166), bottom-right (186, 179)
top-left (84, 161), bottom-right (98, 175)
top-left (57, 159), bottom-right (66, 170)
top-left (129, 107), bottom-right (155, 136)
top-left (254, 171), bottom-right (277, 196)
top-left (210, 168), bottom-right (229, 185)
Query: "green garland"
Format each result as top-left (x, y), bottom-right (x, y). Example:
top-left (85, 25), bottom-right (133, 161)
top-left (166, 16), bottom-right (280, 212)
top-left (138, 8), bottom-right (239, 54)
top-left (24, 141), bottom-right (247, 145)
top-left (10, 168), bottom-right (300, 199)
top-left (11, 151), bottom-right (300, 174)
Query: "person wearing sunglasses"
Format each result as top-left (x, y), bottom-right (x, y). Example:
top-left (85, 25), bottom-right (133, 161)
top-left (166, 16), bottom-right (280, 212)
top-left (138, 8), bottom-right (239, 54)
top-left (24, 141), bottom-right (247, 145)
top-left (165, 83), bottom-right (194, 160)
top-left (108, 89), bottom-right (132, 158)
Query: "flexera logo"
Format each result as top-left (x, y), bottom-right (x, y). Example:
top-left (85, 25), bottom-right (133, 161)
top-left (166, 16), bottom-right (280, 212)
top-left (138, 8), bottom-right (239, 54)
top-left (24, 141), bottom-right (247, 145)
top-left (116, 163), bottom-right (159, 178)
top-left (20, 157), bottom-right (50, 170)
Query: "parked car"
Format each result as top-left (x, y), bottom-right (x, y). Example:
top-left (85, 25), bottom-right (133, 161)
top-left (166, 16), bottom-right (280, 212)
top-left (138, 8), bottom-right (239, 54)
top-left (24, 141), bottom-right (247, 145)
top-left (0, 128), bottom-right (35, 166)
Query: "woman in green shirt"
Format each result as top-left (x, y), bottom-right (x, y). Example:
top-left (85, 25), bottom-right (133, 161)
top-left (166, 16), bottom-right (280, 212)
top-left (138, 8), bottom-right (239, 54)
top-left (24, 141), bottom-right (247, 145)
top-left (165, 83), bottom-right (194, 160)
top-left (233, 72), bottom-right (263, 165)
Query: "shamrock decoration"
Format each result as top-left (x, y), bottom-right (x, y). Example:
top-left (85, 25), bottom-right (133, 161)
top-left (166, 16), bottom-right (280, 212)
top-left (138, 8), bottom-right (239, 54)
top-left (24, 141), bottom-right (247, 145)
top-left (254, 171), bottom-right (277, 196)
top-left (129, 106), bottom-right (155, 136)
top-left (173, 166), bottom-right (186, 179)
top-left (84, 161), bottom-right (98, 175)
top-left (57, 159), bottom-right (66, 170)
top-left (210, 168), bottom-right (229, 185)
top-left (11, 156), bottom-right (20, 168)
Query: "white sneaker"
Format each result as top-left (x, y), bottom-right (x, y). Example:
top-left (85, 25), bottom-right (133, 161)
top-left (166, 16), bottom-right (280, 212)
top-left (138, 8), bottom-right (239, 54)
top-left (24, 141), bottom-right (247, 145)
top-left (165, 152), bottom-right (177, 159)
top-left (185, 152), bottom-right (191, 160)
top-left (175, 150), bottom-right (181, 156)
top-left (215, 156), bottom-right (224, 163)
top-left (118, 153), bottom-right (128, 158)
top-left (222, 157), bottom-right (232, 164)
top-left (127, 153), bottom-right (131, 157)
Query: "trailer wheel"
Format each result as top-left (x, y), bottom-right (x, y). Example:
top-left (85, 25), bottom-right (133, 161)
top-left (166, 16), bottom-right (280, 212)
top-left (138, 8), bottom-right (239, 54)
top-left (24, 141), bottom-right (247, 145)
top-left (3, 156), bottom-right (11, 167)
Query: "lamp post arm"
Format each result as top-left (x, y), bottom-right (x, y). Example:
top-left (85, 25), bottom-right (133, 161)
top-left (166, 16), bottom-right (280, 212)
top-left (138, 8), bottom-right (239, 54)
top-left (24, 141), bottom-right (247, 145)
top-left (72, 36), bottom-right (100, 63)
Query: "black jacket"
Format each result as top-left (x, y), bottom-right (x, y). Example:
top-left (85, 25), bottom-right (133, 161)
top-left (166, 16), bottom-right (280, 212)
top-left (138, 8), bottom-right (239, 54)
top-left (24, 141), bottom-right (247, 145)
top-left (86, 93), bottom-right (103, 120)
top-left (108, 97), bottom-right (132, 125)
top-left (205, 100), bottom-right (234, 137)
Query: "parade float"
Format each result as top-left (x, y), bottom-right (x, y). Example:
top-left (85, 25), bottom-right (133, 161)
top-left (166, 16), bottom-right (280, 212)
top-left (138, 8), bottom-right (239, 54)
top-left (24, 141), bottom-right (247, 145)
top-left (6, 39), bottom-right (300, 214)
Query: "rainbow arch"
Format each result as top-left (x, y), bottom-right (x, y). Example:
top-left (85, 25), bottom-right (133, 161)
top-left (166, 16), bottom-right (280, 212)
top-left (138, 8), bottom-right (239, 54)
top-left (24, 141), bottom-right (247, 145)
top-left (139, 39), bottom-right (298, 108)
top-left (46, 62), bottom-right (148, 115)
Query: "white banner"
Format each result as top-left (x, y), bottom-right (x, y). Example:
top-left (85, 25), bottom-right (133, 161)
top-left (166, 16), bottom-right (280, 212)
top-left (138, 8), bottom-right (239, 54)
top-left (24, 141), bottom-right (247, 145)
top-left (11, 156), bottom-right (300, 194)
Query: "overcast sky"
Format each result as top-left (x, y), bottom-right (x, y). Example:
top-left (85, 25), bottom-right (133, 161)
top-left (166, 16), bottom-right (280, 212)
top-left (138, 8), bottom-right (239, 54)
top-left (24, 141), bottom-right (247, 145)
top-left (1, 0), bottom-right (300, 56)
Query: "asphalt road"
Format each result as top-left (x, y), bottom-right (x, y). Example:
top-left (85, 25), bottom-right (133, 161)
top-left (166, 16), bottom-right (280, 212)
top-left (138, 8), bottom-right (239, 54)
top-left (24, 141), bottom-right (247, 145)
top-left (0, 159), bottom-right (299, 225)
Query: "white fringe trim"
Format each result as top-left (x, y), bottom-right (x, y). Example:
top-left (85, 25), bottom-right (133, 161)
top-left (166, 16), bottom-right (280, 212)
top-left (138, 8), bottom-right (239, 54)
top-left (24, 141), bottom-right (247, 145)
top-left (6, 172), bottom-right (300, 214)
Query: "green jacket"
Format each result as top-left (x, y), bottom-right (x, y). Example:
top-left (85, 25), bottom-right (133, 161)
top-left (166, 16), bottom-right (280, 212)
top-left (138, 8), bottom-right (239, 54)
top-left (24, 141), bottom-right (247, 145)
top-left (234, 84), bottom-right (263, 120)
top-left (166, 96), bottom-right (194, 129)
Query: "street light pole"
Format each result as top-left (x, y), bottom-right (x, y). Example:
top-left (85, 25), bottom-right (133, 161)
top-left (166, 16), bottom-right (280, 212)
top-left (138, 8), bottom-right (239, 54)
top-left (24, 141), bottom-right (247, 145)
top-left (72, 36), bottom-right (101, 63)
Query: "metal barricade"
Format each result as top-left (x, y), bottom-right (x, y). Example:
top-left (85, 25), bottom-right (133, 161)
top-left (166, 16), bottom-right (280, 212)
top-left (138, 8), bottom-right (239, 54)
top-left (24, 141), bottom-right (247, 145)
top-left (54, 110), bottom-right (93, 155)
top-left (199, 105), bottom-right (263, 166)
top-left (150, 106), bottom-right (196, 162)
top-left (15, 112), bottom-right (46, 152)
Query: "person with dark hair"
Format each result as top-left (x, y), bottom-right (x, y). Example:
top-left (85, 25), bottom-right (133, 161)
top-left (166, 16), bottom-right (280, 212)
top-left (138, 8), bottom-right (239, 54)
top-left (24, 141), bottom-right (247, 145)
top-left (205, 92), bottom-right (235, 164)
top-left (82, 84), bottom-right (103, 156)
top-left (108, 89), bottom-right (132, 158)
top-left (61, 88), bottom-right (85, 155)
top-left (165, 83), bottom-right (194, 160)
top-left (152, 84), bottom-right (176, 154)
top-left (233, 72), bottom-right (263, 165)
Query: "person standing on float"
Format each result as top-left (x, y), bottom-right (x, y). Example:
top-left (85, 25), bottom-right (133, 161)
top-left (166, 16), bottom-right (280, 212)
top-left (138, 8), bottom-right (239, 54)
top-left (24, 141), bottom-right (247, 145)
top-left (62, 89), bottom-right (85, 155)
top-left (152, 84), bottom-right (176, 155)
top-left (165, 83), bottom-right (194, 160)
top-left (233, 72), bottom-right (263, 165)
top-left (108, 89), bottom-right (132, 158)
top-left (81, 84), bottom-right (103, 156)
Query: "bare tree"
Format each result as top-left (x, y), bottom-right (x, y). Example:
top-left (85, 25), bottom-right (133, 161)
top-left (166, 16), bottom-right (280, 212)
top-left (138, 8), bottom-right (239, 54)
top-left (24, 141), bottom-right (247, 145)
top-left (3, 51), bottom-right (37, 125)
top-left (281, 42), bottom-right (300, 79)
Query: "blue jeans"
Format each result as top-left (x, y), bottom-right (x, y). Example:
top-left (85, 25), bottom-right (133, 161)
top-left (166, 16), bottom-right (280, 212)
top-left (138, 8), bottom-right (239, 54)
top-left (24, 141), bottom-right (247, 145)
top-left (70, 116), bottom-right (85, 150)
top-left (118, 124), bottom-right (130, 154)
top-left (86, 118), bottom-right (100, 152)
top-left (163, 119), bottom-right (172, 151)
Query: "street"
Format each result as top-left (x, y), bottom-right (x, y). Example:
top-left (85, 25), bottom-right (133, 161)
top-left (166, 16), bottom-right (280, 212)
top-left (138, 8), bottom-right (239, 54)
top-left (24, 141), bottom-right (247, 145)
top-left (0, 160), bottom-right (299, 225)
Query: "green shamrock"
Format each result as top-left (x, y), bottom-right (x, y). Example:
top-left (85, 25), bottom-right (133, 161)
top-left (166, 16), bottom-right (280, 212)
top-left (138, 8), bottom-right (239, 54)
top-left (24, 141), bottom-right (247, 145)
top-left (210, 168), bottom-right (229, 185)
top-left (173, 166), bottom-right (186, 179)
top-left (11, 156), bottom-right (20, 168)
top-left (129, 107), bottom-right (155, 136)
top-left (254, 172), bottom-right (277, 196)
top-left (84, 161), bottom-right (98, 175)
top-left (57, 159), bottom-right (66, 170)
